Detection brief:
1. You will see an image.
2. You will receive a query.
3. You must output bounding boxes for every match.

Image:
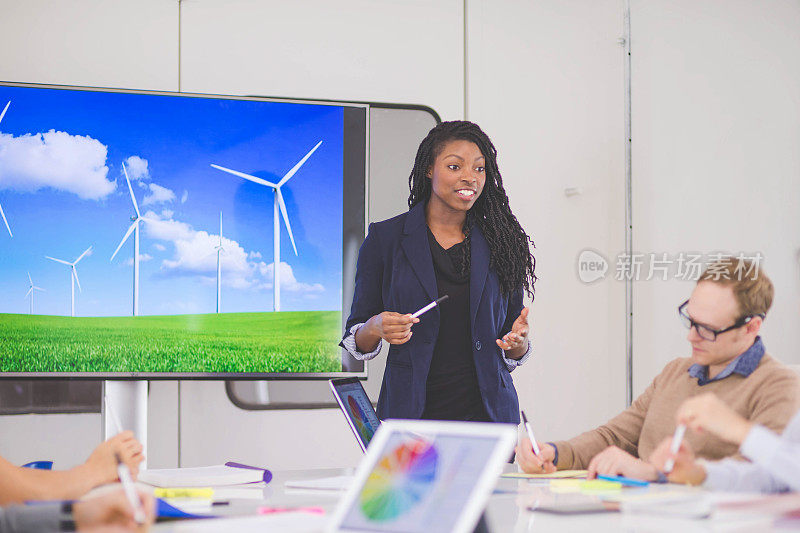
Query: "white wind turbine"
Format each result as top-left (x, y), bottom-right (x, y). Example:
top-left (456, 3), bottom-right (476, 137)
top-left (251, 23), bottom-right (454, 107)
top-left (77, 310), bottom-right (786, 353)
top-left (0, 101), bottom-right (13, 237)
top-left (46, 246), bottom-right (92, 317)
top-left (110, 162), bottom-right (150, 316)
top-left (213, 211), bottom-right (226, 314)
top-left (24, 272), bottom-right (45, 315)
top-left (211, 140), bottom-right (322, 312)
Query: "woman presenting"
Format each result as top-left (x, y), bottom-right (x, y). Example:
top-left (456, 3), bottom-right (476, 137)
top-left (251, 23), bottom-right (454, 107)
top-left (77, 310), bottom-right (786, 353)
top-left (341, 121), bottom-right (536, 423)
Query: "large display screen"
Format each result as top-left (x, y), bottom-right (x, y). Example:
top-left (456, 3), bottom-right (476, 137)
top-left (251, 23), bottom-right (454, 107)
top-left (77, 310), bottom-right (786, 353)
top-left (0, 82), bottom-right (367, 378)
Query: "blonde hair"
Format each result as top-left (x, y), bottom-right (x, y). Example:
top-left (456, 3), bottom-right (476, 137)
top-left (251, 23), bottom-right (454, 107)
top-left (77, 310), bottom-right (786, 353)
top-left (698, 258), bottom-right (773, 318)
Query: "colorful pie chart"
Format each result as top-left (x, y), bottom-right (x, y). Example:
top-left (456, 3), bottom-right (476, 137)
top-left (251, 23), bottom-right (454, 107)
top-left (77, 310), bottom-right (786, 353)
top-left (359, 438), bottom-right (439, 522)
top-left (348, 395), bottom-right (374, 443)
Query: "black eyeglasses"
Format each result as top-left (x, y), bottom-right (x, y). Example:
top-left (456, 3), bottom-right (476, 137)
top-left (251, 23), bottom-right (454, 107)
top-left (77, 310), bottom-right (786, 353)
top-left (678, 300), bottom-right (763, 342)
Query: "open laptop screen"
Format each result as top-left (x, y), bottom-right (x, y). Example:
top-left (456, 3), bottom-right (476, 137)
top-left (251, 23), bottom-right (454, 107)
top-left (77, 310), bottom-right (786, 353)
top-left (330, 377), bottom-right (381, 452)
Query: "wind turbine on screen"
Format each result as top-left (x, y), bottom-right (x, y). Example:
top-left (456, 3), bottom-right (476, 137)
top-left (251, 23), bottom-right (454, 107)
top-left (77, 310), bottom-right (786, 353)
top-left (214, 211), bottom-right (225, 314)
top-left (0, 101), bottom-right (13, 238)
top-left (110, 162), bottom-right (150, 317)
top-left (24, 272), bottom-right (45, 315)
top-left (211, 140), bottom-right (322, 312)
top-left (46, 246), bottom-right (92, 317)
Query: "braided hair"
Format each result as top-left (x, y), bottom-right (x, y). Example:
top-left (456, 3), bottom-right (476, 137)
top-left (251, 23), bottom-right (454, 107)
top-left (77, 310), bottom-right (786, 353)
top-left (408, 120), bottom-right (537, 298)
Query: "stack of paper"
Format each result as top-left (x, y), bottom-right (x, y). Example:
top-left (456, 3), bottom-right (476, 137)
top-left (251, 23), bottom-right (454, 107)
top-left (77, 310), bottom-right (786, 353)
top-left (139, 465), bottom-right (267, 487)
top-left (501, 469), bottom-right (588, 480)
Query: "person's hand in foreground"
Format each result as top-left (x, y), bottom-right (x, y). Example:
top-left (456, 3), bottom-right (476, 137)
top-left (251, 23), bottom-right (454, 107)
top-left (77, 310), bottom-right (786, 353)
top-left (0, 431), bottom-right (145, 505)
top-left (676, 392), bottom-right (753, 446)
top-left (515, 437), bottom-right (557, 474)
top-left (649, 437), bottom-right (707, 485)
top-left (497, 307), bottom-right (530, 359)
top-left (587, 446), bottom-right (659, 481)
top-left (73, 488), bottom-right (155, 532)
top-left (84, 431), bottom-right (145, 485)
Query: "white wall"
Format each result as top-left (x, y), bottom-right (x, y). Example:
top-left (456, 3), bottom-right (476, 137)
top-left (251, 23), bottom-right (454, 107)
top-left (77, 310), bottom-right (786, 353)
top-left (0, 0), bottom-right (178, 92)
top-left (178, 0), bottom-right (464, 120)
top-left (1, 0), bottom-right (799, 470)
top-left (631, 0), bottom-right (800, 394)
top-left (467, 0), bottom-right (627, 439)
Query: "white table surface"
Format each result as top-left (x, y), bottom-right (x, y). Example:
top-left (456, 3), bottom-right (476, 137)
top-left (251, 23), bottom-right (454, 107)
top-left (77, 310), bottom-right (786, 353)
top-left (151, 466), bottom-right (800, 532)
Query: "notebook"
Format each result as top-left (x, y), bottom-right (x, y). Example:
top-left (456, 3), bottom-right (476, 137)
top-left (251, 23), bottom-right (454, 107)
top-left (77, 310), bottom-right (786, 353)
top-left (501, 469), bottom-right (588, 480)
top-left (138, 463), bottom-right (270, 487)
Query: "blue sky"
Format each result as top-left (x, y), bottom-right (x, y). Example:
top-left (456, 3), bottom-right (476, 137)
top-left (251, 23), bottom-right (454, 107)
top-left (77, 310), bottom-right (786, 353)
top-left (0, 85), bottom-right (344, 316)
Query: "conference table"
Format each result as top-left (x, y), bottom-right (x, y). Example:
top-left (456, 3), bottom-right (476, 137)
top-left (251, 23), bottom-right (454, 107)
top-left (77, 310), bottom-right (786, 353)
top-left (151, 466), bottom-right (800, 532)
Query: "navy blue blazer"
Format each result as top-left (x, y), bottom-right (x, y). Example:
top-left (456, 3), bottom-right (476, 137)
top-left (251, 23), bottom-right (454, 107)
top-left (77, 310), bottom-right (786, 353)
top-left (342, 203), bottom-right (523, 424)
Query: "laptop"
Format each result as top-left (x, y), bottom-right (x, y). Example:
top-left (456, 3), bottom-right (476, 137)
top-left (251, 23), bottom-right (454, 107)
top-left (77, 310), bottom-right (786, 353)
top-left (282, 379), bottom-right (380, 492)
top-left (328, 419), bottom-right (517, 533)
top-left (330, 377), bottom-right (381, 452)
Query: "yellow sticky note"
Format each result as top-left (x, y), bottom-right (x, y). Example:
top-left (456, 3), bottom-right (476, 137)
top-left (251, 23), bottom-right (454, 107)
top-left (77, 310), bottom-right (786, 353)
top-left (549, 479), bottom-right (584, 493)
top-left (580, 480), bottom-right (622, 492)
top-left (154, 487), bottom-right (215, 499)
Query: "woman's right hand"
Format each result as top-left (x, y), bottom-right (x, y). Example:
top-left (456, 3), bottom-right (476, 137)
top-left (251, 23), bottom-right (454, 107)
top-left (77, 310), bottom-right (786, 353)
top-left (367, 312), bottom-right (420, 345)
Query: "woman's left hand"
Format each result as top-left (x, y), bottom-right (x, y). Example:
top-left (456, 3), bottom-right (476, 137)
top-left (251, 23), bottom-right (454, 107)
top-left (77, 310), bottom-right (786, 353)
top-left (496, 307), bottom-right (529, 358)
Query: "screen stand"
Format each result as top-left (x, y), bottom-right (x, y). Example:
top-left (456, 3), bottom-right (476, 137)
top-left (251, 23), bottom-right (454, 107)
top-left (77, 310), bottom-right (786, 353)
top-left (254, 381), bottom-right (270, 403)
top-left (102, 380), bottom-right (148, 470)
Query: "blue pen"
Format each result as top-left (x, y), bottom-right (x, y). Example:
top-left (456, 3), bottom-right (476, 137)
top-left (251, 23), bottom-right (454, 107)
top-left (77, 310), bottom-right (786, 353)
top-left (596, 474), bottom-right (650, 487)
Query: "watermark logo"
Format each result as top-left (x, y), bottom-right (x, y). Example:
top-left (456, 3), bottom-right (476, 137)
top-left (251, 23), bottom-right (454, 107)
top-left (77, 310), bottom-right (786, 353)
top-left (577, 249), bottom-right (609, 283)
top-left (576, 250), bottom-right (763, 283)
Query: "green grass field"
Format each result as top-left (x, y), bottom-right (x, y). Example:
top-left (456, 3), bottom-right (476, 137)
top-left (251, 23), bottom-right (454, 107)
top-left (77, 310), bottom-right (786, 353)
top-left (0, 311), bottom-right (342, 373)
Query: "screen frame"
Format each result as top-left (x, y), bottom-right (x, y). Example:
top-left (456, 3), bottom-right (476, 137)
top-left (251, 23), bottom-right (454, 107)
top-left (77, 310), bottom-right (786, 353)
top-left (0, 80), bottom-right (369, 380)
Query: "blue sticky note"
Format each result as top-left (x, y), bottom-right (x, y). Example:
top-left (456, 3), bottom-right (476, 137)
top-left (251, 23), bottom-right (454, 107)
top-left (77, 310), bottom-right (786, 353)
top-left (596, 474), bottom-right (650, 487)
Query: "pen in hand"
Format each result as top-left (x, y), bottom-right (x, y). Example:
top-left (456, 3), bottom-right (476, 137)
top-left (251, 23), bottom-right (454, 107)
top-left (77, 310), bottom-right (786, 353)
top-left (521, 410), bottom-right (541, 459)
top-left (115, 452), bottom-right (146, 525)
top-left (664, 424), bottom-right (687, 474)
top-left (411, 295), bottom-right (449, 319)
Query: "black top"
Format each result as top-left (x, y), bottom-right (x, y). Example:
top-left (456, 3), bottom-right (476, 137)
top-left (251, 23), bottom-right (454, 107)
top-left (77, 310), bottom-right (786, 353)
top-left (421, 227), bottom-right (488, 422)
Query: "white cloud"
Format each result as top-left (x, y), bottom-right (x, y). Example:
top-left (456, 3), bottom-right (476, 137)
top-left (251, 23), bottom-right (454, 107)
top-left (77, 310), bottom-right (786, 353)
top-left (153, 243), bottom-right (166, 252)
top-left (124, 156), bottom-right (150, 181)
top-left (142, 183), bottom-right (176, 206)
top-left (143, 211), bottom-right (252, 288)
top-left (259, 262), bottom-right (325, 294)
top-left (142, 210), bottom-right (193, 241)
top-left (123, 253), bottom-right (153, 267)
top-left (181, 190), bottom-right (188, 204)
top-left (142, 211), bottom-right (324, 295)
top-left (0, 130), bottom-right (115, 199)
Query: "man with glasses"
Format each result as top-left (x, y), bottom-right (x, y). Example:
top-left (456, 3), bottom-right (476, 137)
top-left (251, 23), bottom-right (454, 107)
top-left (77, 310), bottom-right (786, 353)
top-left (517, 259), bottom-right (800, 480)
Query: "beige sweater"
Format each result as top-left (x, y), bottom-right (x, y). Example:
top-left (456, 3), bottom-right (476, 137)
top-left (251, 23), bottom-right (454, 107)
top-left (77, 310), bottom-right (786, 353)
top-left (553, 353), bottom-right (800, 469)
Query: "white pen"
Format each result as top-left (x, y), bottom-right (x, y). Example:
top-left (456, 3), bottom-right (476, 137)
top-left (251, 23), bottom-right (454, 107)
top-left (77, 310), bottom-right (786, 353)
top-left (411, 295), bottom-right (449, 319)
top-left (115, 452), bottom-right (146, 525)
top-left (521, 410), bottom-right (541, 458)
top-left (664, 424), bottom-right (687, 473)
